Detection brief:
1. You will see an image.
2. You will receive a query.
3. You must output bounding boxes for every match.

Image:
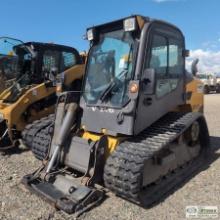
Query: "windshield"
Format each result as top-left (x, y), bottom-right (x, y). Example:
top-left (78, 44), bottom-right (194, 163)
top-left (83, 29), bottom-right (134, 108)
top-left (0, 37), bottom-right (32, 81)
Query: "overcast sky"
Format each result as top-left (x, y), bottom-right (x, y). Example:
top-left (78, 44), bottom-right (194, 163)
top-left (0, 0), bottom-right (220, 73)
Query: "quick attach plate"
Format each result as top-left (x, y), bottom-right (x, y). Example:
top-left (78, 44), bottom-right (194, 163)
top-left (21, 174), bottom-right (105, 216)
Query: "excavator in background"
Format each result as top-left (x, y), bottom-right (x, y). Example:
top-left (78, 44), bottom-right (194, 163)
top-left (22, 15), bottom-right (210, 217)
top-left (0, 37), bottom-right (85, 150)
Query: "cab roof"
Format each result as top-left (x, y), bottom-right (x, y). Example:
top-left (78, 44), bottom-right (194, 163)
top-left (87, 15), bottom-right (183, 37)
top-left (22, 42), bottom-right (79, 52)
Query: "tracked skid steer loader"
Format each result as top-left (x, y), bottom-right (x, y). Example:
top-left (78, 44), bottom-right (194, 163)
top-left (22, 15), bottom-right (210, 217)
top-left (0, 37), bottom-right (85, 150)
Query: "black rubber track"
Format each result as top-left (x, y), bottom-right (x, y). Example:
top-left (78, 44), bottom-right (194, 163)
top-left (22, 114), bottom-right (54, 160)
top-left (32, 124), bottom-right (54, 160)
top-left (104, 112), bottom-right (210, 205)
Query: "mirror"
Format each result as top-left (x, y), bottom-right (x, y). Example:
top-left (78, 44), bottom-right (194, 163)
top-left (141, 68), bottom-right (155, 95)
top-left (183, 49), bottom-right (190, 57)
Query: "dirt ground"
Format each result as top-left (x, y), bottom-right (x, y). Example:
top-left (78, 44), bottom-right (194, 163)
top-left (0, 94), bottom-right (220, 220)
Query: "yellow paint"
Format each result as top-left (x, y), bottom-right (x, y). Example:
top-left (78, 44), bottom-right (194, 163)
top-left (0, 83), bottom-right (55, 140)
top-left (63, 64), bottom-right (85, 86)
top-left (82, 131), bottom-right (124, 156)
top-left (106, 136), bottom-right (124, 154)
top-left (186, 78), bottom-right (204, 113)
top-left (23, 98), bottom-right (29, 104)
top-left (174, 77), bottom-right (204, 113)
top-left (136, 16), bottom-right (145, 30)
top-left (82, 131), bottom-right (101, 142)
top-left (101, 128), bottom-right (107, 134)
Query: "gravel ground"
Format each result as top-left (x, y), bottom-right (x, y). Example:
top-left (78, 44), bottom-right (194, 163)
top-left (0, 94), bottom-right (220, 220)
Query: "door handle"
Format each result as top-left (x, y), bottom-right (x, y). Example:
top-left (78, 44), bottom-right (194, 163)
top-left (143, 97), bottom-right (152, 106)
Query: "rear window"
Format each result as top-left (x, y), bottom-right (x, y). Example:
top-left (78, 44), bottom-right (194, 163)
top-left (61, 52), bottom-right (76, 71)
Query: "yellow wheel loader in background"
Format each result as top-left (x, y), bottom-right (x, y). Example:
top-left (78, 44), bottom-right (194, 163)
top-left (22, 15), bottom-right (210, 217)
top-left (0, 37), bottom-right (85, 150)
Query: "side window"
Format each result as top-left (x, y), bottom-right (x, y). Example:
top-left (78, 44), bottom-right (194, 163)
top-left (149, 34), bottom-right (170, 98)
top-left (43, 50), bottom-right (60, 73)
top-left (61, 52), bottom-right (76, 71)
top-left (149, 35), bottom-right (167, 75)
top-left (169, 38), bottom-right (183, 90)
top-left (148, 33), bottom-right (183, 98)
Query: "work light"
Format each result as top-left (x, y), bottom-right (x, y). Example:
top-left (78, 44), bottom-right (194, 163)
top-left (87, 29), bottom-right (95, 41)
top-left (123, 17), bottom-right (137, 32)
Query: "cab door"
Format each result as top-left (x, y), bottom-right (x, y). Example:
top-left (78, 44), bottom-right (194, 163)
top-left (134, 24), bottom-right (185, 134)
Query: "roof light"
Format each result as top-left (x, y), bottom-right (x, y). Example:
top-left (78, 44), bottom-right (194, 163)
top-left (87, 29), bottom-right (95, 41)
top-left (124, 17), bottom-right (137, 32)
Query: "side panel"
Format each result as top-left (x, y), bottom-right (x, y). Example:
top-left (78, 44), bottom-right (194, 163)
top-left (63, 64), bottom-right (85, 86)
top-left (0, 83), bottom-right (55, 135)
top-left (186, 74), bottom-right (204, 112)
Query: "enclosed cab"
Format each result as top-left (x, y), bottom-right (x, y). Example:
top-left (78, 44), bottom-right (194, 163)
top-left (81, 16), bottom-right (188, 136)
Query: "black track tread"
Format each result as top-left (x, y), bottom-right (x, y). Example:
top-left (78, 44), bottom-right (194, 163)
top-left (22, 114), bottom-right (54, 160)
top-left (104, 112), bottom-right (208, 204)
top-left (31, 125), bottom-right (53, 160)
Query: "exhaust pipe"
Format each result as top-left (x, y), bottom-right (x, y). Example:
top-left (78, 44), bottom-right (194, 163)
top-left (191, 58), bottom-right (199, 76)
top-left (46, 103), bottom-right (78, 173)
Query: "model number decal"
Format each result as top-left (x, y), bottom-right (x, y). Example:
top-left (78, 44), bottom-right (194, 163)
top-left (91, 107), bottom-right (115, 113)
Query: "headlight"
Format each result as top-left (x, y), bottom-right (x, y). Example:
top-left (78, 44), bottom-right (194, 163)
top-left (124, 17), bottom-right (137, 32)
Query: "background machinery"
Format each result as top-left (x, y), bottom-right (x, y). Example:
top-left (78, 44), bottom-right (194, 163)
top-left (0, 37), bottom-right (84, 149)
top-left (197, 73), bottom-right (220, 94)
top-left (21, 52), bottom-right (86, 160)
top-left (23, 15), bottom-right (210, 216)
top-left (0, 37), bottom-right (25, 93)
